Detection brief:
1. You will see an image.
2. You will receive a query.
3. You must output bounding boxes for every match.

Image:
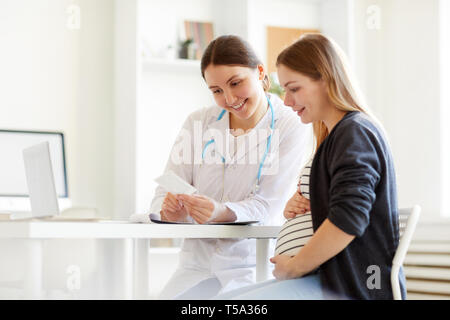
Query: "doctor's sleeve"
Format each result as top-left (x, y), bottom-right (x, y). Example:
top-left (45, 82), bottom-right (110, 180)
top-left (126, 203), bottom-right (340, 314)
top-left (149, 114), bottom-right (195, 216)
top-left (225, 118), bottom-right (313, 224)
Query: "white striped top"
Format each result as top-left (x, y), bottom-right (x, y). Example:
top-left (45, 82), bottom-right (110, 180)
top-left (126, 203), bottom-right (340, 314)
top-left (274, 158), bottom-right (314, 257)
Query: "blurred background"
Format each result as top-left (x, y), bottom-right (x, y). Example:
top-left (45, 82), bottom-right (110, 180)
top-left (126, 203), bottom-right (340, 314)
top-left (0, 0), bottom-right (449, 299)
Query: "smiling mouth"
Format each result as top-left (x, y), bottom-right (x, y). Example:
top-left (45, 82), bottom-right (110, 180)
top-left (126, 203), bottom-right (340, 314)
top-left (297, 106), bottom-right (306, 115)
top-left (231, 99), bottom-right (247, 110)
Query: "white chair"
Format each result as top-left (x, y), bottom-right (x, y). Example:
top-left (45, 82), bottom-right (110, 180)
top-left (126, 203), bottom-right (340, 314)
top-left (391, 205), bottom-right (421, 300)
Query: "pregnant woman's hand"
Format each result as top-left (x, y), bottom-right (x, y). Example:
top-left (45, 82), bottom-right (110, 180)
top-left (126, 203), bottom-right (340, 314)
top-left (283, 191), bottom-right (311, 219)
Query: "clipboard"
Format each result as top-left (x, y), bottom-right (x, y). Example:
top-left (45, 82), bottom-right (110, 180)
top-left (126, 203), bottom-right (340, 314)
top-left (149, 213), bottom-right (259, 225)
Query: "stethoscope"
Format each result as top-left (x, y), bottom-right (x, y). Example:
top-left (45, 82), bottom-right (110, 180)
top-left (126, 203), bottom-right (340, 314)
top-left (201, 95), bottom-right (275, 200)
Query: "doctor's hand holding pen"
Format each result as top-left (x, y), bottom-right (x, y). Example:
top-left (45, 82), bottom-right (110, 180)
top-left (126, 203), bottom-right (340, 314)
top-left (161, 192), bottom-right (189, 222)
top-left (283, 191), bottom-right (310, 219)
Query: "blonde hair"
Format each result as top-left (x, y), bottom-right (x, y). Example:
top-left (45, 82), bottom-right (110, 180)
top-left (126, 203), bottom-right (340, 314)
top-left (276, 33), bottom-right (380, 151)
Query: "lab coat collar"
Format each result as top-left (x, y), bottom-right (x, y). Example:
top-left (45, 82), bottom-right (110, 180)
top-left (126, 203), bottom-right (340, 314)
top-left (206, 94), bottom-right (282, 164)
top-left (207, 107), bottom-right (230, 132)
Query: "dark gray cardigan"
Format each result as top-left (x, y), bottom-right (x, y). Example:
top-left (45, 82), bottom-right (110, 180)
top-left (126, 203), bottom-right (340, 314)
top-left (310, 111), bottom-right (406, 300)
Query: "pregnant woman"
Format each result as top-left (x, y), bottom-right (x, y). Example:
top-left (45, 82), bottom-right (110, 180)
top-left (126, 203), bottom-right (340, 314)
top-left (214, 33), bottom-right (405, 300)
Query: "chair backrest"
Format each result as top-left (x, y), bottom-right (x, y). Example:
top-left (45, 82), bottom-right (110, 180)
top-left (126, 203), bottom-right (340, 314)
top-left (391, 205), bottom-right (421, 300)
top-left (398, 208), bottom-right (415, 238)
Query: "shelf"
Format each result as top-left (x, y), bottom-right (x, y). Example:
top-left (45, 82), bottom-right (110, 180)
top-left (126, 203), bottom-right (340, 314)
top-left (141, 57), bottom-right (201, 73)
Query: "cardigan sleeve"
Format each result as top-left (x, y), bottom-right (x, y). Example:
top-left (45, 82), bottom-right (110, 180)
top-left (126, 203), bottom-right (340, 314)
top-left (326, 122), bottom-right (382, 237)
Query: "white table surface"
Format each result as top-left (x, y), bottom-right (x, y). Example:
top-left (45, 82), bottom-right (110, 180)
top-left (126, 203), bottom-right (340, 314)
top-left (0, 220), bottom-right (281, 239)
top-left (0, 220), bottom-right (281, 299)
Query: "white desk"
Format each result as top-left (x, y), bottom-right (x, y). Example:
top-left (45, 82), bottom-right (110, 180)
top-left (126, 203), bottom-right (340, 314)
top-left (0, 220), bottom-right (281, 299)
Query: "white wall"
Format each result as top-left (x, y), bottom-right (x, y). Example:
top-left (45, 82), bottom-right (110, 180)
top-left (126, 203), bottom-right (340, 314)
top-left (77, 0), bottom-right (114, 219)
top-left (114, 0), bottom-right (139, 219)
top-left (0, 0), bottom-right (114, 298)
top-left (137, 67), bottom-right (213, 213)
top-left (247, 0), bottom-right (321, 66)
top-left (136, 0), bottom-right (214, 214)
top-left (352, 0), bottom-right (442, 217)
top-left (320, 0), bottom-right (353, 61)
top-left (139, 0), bottom-right (214, 56)
top-left (440, 0), bottom-right (450, 218)
top-left (0, 0), bottom-right (114, 218)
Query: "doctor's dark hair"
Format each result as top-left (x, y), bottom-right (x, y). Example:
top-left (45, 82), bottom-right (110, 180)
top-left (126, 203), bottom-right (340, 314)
top-left (201, 35), bottom-right (270, 92)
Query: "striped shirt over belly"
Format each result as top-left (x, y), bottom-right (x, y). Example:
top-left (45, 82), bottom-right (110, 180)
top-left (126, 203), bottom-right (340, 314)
top-left (274, 158), bottom-right (314, 257)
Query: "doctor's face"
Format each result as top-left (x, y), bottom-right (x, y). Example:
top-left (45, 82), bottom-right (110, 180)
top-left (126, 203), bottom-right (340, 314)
top-left (277, 64), bottom-right (331, 124)
top-left (204, 64), bottom-right (266, 121)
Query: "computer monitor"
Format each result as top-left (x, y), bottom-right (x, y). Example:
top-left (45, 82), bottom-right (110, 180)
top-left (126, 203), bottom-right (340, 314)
top-left (0, 129), bottom-right (69, 212)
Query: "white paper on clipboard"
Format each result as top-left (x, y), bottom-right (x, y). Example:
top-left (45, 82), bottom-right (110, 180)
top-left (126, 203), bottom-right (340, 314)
top-left (154, 170), bottom-right (197, 195)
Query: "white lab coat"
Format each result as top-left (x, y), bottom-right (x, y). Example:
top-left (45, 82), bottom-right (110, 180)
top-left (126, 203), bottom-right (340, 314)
top-left (150, 94), bottom-right (312, 299)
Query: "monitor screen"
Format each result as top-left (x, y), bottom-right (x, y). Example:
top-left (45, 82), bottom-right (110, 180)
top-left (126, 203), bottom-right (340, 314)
top-left (0, 130), bottom-right (68, 197)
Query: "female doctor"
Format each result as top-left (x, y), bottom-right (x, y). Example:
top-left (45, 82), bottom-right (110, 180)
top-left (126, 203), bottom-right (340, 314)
top-left (151, 35), bottom-right (311, 299)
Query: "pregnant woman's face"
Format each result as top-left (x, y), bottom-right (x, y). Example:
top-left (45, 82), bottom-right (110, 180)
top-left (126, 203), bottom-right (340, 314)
top-left (277, 64), bottom-right (331, 125)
